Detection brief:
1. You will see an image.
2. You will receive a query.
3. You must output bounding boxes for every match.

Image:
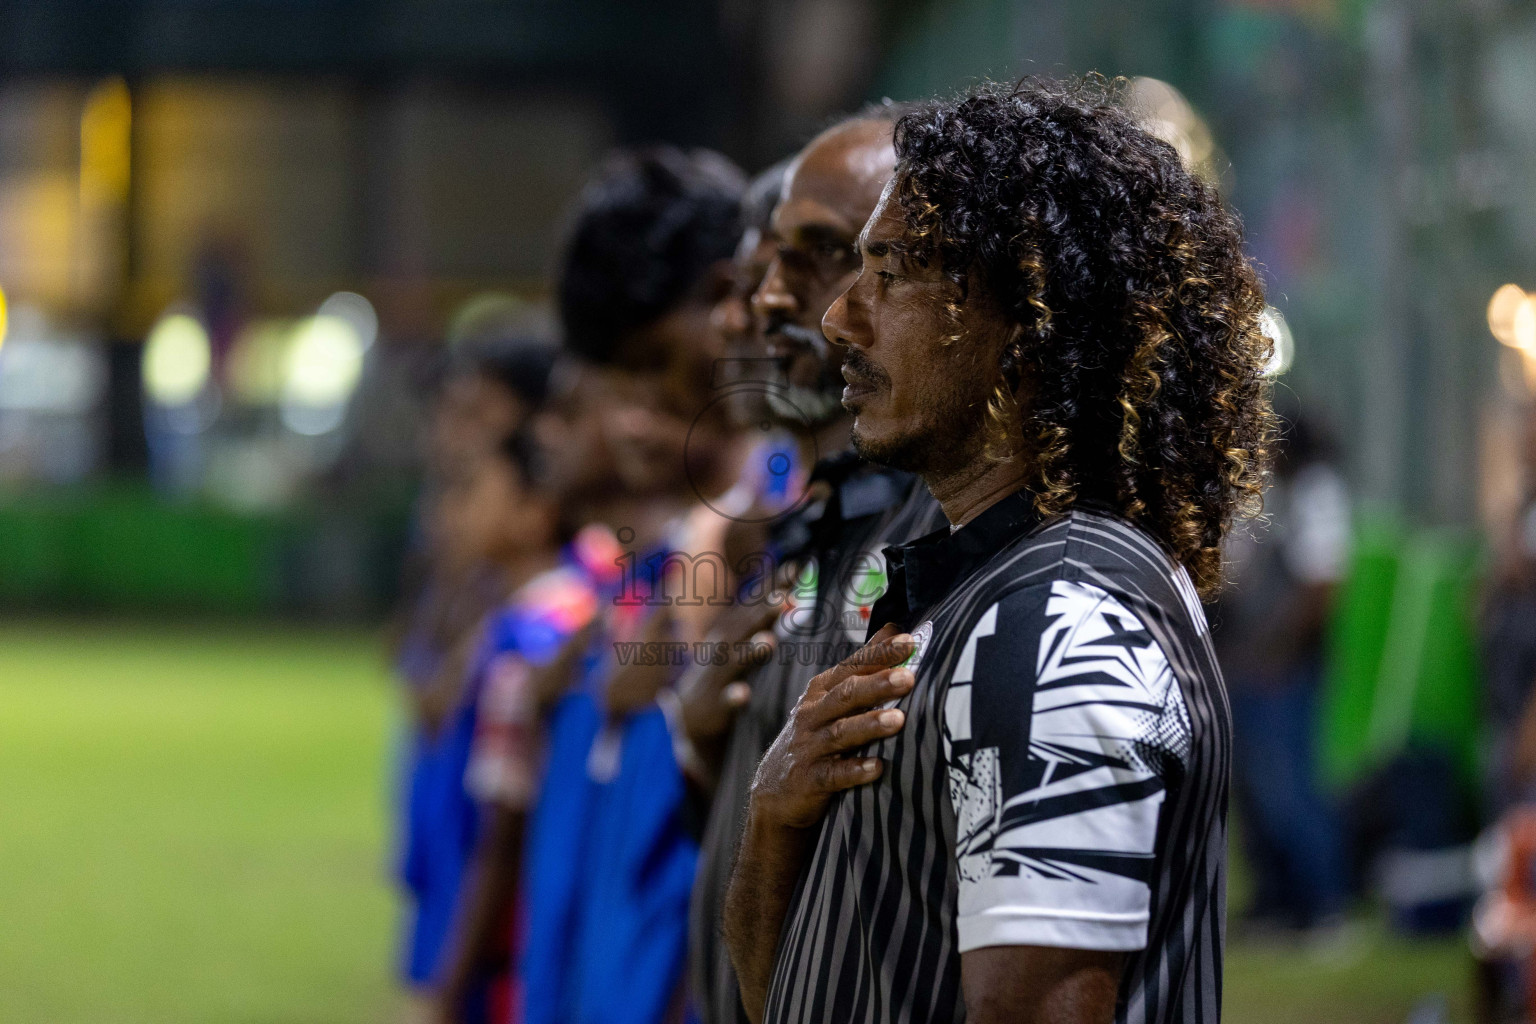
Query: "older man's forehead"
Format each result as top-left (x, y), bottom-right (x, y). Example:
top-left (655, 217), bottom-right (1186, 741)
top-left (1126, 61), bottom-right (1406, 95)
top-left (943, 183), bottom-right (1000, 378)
top-left (772, 192), bottom-right (860, 242)
top-left (775, 121), bottom-right (894, 235)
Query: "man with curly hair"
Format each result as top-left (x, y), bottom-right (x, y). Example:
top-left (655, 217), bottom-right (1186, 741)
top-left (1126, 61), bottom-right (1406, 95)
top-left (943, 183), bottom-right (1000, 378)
top-left (724, 78), bottom-right (1273, 1024)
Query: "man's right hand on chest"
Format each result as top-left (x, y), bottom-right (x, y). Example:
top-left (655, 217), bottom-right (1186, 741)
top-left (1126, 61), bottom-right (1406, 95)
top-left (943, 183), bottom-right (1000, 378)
top-left (747, 623), bottom-right (917, 830)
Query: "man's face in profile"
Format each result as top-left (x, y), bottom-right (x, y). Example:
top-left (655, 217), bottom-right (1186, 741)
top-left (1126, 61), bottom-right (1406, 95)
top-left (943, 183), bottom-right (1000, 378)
top-left (714, 225), bottom-right (778, 361)
top-left (714, 224), bottom-right (781, 428)
top-left (529, 362), bottom-right (617, 503)
top-left (753, 120), bottom-right (894, 427)
top-left (823, 185), bottom-right (1017, 479)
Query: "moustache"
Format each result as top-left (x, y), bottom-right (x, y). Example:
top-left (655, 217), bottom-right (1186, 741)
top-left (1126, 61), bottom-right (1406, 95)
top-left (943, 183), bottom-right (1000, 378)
top-left (768, 322), bottom-right (832, 359)
top-left (841, 349), bottom-right (890, 390)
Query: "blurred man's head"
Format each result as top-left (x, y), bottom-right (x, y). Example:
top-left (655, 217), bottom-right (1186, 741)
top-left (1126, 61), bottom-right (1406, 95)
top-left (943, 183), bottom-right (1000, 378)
top-left (529, 357), bottom-right (619, 509)
top-left (430, 336), bottom-right (558, 472)
top-left (753, 114), bottom-right (897, 427)
top-left (439, 429), bottom-right (558, 570)
top-left (713, 161), bottom-right (790, 363)
top-left (711, 160), bottom-right (789, 430)
top-left (557, 146), bottom-right (746, 494)
top-left (822, 79), bottom-right (1274, 594)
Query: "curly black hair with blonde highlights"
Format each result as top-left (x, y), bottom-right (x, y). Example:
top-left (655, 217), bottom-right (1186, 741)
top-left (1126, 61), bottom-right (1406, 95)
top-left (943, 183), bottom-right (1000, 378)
top-left (890, 76), bottom-right (1275, 595)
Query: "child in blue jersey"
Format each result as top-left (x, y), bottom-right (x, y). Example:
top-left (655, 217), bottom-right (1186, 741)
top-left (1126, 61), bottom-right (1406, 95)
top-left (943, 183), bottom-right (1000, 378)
top-left (403, 430), bottom-right (564, 1024)
top-left (394, 339), bottom-right (558, 1022)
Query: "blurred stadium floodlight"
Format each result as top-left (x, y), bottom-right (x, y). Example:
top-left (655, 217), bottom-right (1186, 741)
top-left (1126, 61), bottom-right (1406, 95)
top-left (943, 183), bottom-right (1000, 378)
top-left (143, 312), bottom-right (211, 408)
top-left (0, 283), bottom-right (7, 351)
top-left (1488, 283), bottom-right (1526, 348)
top-left (278, 293), bottom-right (375, 436)
top-left (1128, 76), bottom-right (1219, 183)
top-left (228, 320), bottom-right (292, 406)
top-left (1487, 284), bottom-right (1536, 394)
top-left (317, 291), bottom-right (378, 351)
top-left (1517, 300), bottom-right (1536, 354)
top-left (1260, 306), bottom-right (1294, 378)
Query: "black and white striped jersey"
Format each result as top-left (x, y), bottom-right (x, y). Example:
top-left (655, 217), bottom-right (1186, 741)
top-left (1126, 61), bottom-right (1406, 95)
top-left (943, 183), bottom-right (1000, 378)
top-left (763, 494), bottom-right (1230, 1024)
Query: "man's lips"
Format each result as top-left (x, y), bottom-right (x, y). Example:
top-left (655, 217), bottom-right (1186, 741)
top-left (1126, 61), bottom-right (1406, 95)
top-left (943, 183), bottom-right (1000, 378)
top-left (840, 363), bottom-right (878, 401)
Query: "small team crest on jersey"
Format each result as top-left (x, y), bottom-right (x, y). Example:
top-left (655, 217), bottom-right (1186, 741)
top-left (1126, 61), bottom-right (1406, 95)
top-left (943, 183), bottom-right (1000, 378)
top-left (840, 549), bottom-right (889, 644)
top-left (904, 619), bottom-right (933, 675)
top-left (779, 557), bottom-right (821, 637)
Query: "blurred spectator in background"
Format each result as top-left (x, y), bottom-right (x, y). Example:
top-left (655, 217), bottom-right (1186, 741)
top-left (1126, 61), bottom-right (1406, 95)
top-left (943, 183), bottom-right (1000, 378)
top-left (393, 340), bottom-right (557, 1021)
top-left (429, 449), bottom-right (628, 1024)
top-left (520, 146), bottom-right (747, 1024)
top-left (1471, 406), bottom-right (1536, 1024)
top-left (427, 343), bottom-right (558, 489)
top-left (1483, 407), bottom-right (1536, 814)
top-left (1216, 405), bottom-right (1352, 936)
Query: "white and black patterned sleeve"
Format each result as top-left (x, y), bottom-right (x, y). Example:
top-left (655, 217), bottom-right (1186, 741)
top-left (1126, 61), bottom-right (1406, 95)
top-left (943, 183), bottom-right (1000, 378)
top-left (942, 578), bottom-right (1191, 953)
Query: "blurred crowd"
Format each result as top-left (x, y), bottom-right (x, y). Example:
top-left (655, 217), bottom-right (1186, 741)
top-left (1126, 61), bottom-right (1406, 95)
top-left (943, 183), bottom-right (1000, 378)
top-left (384, 95), bottom-right (1536, 1024)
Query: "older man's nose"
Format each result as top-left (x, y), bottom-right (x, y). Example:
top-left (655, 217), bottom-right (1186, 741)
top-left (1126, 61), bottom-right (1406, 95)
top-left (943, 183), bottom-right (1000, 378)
top-left (752, 258), bottom-right (796, 321)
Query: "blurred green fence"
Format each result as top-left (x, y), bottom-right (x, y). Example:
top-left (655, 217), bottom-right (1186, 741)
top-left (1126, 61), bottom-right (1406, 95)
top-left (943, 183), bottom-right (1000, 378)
top-left (1320, 517), bottom-right (1484, 796)
top-left (0, 484), bottom-right (411, 619)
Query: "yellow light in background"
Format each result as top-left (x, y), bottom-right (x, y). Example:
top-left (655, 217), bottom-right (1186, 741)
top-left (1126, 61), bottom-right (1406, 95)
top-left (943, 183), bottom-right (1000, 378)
top-left (283, 315), bottom-right (365, 408)
top-left (0, 284), bottom-right (8, 352)
top-left (79, 77), bottom-right (130, 208)
top-left (1489, 284), bottom-right (1527, 347)
top-left (143, 313), bottom-right (211, 406)
top-left (1515, 296), bottom-right (1536, 353)
top-left (228, 320), bottom-right (295, 405)
top-left (1129, 77), bottom-right (1217, 181)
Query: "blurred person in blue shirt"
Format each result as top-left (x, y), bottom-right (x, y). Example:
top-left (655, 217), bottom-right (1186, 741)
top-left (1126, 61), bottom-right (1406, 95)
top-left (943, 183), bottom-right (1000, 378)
top-left (402, 428), bottom-right (569, 1023)
top-left (392, 341), bottom-right (560, 754)
top-left (429, 354), bottom-right (636, 1024)
top-left (394, 341), bottom-right (560, 683)
top-left (395, 340), bottom-right (557, 1022)
top-left (518, 145), bottom-right (765, 1024)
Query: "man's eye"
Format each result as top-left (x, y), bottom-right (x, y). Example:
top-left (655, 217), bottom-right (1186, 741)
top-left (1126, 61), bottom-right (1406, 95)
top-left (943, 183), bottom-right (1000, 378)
top-left (875, 269), bottom-right (899, 283)
top-left (779, 247), bottom-right (812, 271)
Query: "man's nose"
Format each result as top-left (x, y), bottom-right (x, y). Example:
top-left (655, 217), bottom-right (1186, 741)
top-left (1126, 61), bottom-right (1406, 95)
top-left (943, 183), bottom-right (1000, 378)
top-left (751, 258), bottom-right (796, 322)
top-left (821, 286), bottom-right (857, 351)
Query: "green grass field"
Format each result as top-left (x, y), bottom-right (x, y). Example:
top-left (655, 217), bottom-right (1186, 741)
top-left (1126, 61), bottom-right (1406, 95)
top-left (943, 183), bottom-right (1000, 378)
top-left (0, 620), bottom-right (1476, 1023)
top-left (0, 620), bottom-right (400, 1024)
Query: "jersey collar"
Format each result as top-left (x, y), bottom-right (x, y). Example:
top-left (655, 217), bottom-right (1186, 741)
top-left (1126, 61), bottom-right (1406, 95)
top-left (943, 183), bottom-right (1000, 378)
top-left (866, 486), bottom-right (1040, 638)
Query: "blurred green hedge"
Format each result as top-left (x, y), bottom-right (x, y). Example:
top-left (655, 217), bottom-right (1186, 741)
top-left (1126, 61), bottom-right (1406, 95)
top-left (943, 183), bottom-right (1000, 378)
top-left (1320, 516), bottom-right (1484, 796)
top-left (0, 484), bottom-right (411, 619)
